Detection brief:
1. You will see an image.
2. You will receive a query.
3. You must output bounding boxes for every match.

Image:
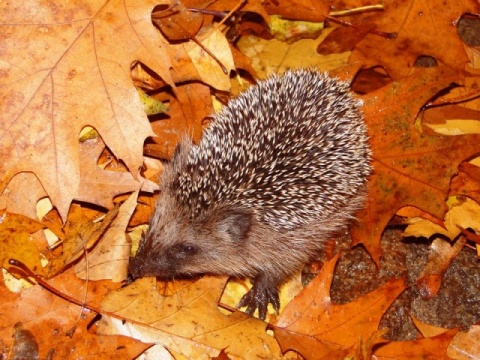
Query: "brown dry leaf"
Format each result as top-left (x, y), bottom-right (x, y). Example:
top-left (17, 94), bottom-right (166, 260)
top-left (46, 201), bottom-right (121, 276)
top-left (0, 280), bottom-right (148, 359)
top-left (272, 255), bottom-right (407, 359)
top-left (396, 206), bottom-right (445, 229)
top-left (348, 0), bottom-right (478, 78)
top-left (0, 211), bottom-right (46, 277)
top-left (0, 173), bottom-right (49, 221)
top-left (372, 328), bottom-right (459, 359)
top-left (423, 105), bottom-right (480, 128)
top-left (402, 197), bottom-right (480, 279)
top-left (186, 28), bottom-right (235, 89)
top-left (183, 0), bottom-right (270, 23)
top-left (0, 0), bottom-right (175, 220)
top-left (237, 28), bottom-right (350, 79)
top-left (351, 66), bottom-right (480, 264)
top-left (416, 237), bottom-right (467, 299)
top-left (147, 80), bottom-right (213, 160)
top-left (403, 197), bottom-right (480, 240)
top-left (152, 2), bottom-right (204, 41)
top-left (76, 136), bottom-right (158, 209)
top-left (451, 162), bottom-right (480, 204)
top-left (148, 3), bottom-right (236, 89)
top-left (264, 0), bottom-right (330, 22)
top-left (448, 325), bottom-right (480, 359)
top-left (74, 190), bottom-right (139, 282)
top-left (318, 24), bottom-right (375, 54)
top-left (101, 277), bottom-right (285, 359)
top-left (0, 136), bottom-right (158, 225)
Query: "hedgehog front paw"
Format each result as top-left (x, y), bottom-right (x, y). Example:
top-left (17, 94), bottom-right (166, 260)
top-left (237, 279), bottom-right (280, 320)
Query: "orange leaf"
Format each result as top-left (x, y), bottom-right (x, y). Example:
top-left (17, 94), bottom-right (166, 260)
top-left (273, 255), bottom-right (407, 359)
top-left (451, 162), bottom-right (480, 203)
top-left (101, 277), bottom-right (284, 358)
top-left (372, 328), bottom-right (458, 359)
top-left (0, 0), bottom-right (173, 219)
top-left (352, 67), bottom-right (480, 264)
top-left (416, 237), bottom-right (466, 299)
top-left (0, 211), bottom-right (46, 276)
top-left (349, 0), bottom-right (477, 78)
top-left (0, 280), bottom-right (148, 359)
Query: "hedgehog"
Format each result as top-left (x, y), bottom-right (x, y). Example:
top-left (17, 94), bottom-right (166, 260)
top-left (129, 69), bottom-right (372, 319)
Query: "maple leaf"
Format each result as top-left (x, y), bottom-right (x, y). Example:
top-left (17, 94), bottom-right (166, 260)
top-left (351, 66), bottom-right (480, 264)
top-left (0, 0), bottom-right (175, 220)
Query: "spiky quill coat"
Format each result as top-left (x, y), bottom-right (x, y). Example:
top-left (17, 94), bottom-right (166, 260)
top-left (129, 69), bottom-right (372, 319)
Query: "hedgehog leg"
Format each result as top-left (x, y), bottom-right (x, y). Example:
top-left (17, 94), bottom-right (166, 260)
top-left (237, 272), bottom-right (280, 320)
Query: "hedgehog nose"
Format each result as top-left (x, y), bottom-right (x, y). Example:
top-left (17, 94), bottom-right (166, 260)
top-left (128, 256), bottom-right (144, 279)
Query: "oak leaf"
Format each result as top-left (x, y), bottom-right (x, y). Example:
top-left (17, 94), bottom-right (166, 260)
top-left (352, 67), bottom-right (480, 264)
top-left (0, 280), bottom-right (148, 359)
top-left (273, 254), bottom-right (407, 359)
top-left (0, 0), bottom-right (174, 220)
top-left (349, 0), bottom-right (477, 78)
top-left (101, 276), bottom-right (285, 359)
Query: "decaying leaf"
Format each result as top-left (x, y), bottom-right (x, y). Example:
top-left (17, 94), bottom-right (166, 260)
top-left (0, 278), bottom-right (149, 359)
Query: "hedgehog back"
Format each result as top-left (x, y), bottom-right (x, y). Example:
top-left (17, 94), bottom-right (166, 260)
top-left (171, 69), bottom-right (371, 231)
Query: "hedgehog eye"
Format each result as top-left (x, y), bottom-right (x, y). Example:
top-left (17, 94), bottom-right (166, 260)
top-left (182, 245), bottom-right (198, 255)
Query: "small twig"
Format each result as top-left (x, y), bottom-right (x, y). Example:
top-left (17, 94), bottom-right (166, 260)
top-left (330, 4), bottom-right (385, 16)
top-left (8, 259), bottom-right (103, 315)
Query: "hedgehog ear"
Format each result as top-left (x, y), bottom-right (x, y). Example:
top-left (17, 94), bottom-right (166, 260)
top-left (216, 209), bottom-right (253, 243)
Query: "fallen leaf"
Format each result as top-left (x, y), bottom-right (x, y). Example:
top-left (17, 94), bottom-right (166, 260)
top-left (236, 28), bottom-right (351, 79)
top-left (352, 66), bottom-right (480, 264)
top-left (0, 0), bottom-right (173, 219)
top-left (101, 277), bottom-right (285, 359)
top-left (403, 197), bottom-right (480, 240)
top-left (448, 325), bottom-right (480, 360)
top-left (273, 255), bottom-right (407, 359)
top-left (451, 162), bottom-right (480, 204)
top-left (416, 237), bottom-right (467, 299)
top-left (148, 82), bottom-right (213, 160)
top-left (152, 2), bottom-right (204, 41)
top-left (372, 328), bottom-right (458, 359)
top-left (0, 280), bottom-right (148, 359)
top-left (264, 0), bottom-right (330, 22)
top-left (74, 190), bottom-right (139, 282)
top-left (47, 202), bottom-right (121, 276)
top-left (0, 211), bottom-right (46, 277)
top-left (349, 0), bottom-right (476, 78)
